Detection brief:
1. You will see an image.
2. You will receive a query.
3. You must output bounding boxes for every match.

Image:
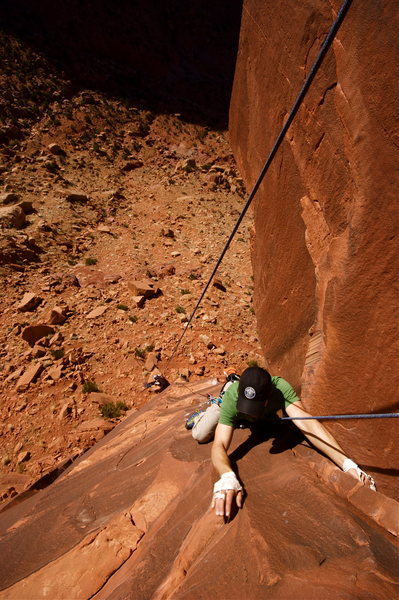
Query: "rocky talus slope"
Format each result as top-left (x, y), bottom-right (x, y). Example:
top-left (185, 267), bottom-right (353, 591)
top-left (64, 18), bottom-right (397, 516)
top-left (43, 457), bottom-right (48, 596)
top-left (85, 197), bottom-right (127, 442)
top-left (0, 50), bottom-right (263, 503)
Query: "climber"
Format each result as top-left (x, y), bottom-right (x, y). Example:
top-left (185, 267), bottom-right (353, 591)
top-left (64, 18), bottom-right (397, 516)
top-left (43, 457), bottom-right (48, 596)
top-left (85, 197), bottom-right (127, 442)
top-left (189, 366), bottom-right (376, 519)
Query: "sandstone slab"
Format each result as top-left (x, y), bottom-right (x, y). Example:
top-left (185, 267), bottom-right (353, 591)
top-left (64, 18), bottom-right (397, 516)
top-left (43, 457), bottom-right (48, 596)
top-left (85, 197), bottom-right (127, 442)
top-left (0, 380), bottom-right (397, 600)
top-left (17, 293), bottom-right (42, 312)
top-left (86, 306), bottom-right (107, 319)
top-left (16, 363), bottom-right (44, 391)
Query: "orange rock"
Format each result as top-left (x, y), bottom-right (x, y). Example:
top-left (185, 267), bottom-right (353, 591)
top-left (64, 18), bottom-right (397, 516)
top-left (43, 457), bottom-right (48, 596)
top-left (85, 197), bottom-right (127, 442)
top-left (47, 306), bottom-right (67, 325)
top-left (0, 205), bottom-right (25, 229)
top-left (15, 363), bottom-right (43, 391)
top-left (21, 324), bottom-right (55, 347)
top-left (127, 279), bottom-right (159, 298)
top-left (17, 293), bottom-right (42, 312)
top-left (86, 306), bottom-right (107, 319)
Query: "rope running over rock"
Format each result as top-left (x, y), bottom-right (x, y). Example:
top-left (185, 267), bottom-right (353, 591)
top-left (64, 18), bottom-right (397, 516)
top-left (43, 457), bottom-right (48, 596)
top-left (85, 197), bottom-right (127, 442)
top-left (167, 0), bottom-right (353, 365)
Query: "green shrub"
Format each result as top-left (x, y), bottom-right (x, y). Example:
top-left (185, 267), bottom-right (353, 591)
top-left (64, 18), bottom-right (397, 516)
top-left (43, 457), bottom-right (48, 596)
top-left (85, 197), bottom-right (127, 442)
top-left (82, 380), bottom-right (101, 393)
top-left (44, 161), bottom-right (58, 173)
top-left (180, 289), bottom-right (190, 295)
top-left (188, 273), bottom-right (200, 280)
top-left (117, 304), bottom-right (129, 311)
top-left (85, 257), bottom-right (97, 266)
top-left (175, 306), bottom-right (186, 314)
top-left (100, 401), bottom-right (128, 419)
top-left (128, 315), bottom-right (138, 323)
top-left (134, 347), bottom-right (146, 359)
top-left (51, 348), bottom-right (64, 360)
top-left (247, 359), bottom-right (259, 368)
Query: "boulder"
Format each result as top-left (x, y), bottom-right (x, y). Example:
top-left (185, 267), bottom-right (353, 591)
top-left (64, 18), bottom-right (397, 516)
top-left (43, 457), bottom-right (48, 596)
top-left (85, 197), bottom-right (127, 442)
top-left (47, 306), bottom-right (67, 325)
top-left (65, 193), bottom-right (89, 204)
top-left (121, 160), bottom-right (143, 172)
top-left (127, 279), bottom-right (159, 299)
top-left (0, 380), bottom-right (397, 599)
top-left (0, 205), bottom-right (25, 229)
top-left (21, 324), bottom-right (55, 347)
top-left (16, 363), bottom-right (44, 391)
top-left (47, 365), bottom-right (63, 381)
top-left (0, 193), bottom-right (20, 205)
top-left (48, 143), bottom-right (65, 155)
top-left (86, 306), bottom-right (108, 319)
top-left (131, 295), bottom-right (145, 309)
top-left (17, 293), bottom-right (43, 312)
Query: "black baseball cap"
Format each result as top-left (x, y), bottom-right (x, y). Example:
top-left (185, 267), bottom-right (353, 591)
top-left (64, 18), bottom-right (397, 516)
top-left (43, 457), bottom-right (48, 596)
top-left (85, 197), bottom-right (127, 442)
top-left (237, 367), bottom-right (272, 418)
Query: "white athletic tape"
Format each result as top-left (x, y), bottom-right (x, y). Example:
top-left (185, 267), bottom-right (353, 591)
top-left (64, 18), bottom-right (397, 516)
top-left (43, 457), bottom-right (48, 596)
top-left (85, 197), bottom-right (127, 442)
top-left (213, 471), bottom-right (242, 494)
top-left (342, 458), bottom-right (358, 472)
top-left (342, 459), bottom-right (376, 491)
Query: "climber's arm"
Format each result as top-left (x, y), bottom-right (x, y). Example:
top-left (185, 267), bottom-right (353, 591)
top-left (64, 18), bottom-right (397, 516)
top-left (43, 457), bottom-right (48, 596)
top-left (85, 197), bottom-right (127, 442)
top-left (211, 424), bottom-right (243, 518)
top-left (286, 400), bottom-right (376, 489)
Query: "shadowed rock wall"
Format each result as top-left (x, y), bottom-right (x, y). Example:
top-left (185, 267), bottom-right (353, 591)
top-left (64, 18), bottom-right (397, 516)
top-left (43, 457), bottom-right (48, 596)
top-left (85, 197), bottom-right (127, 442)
top-left (229, 0), bottom-right (398, 498)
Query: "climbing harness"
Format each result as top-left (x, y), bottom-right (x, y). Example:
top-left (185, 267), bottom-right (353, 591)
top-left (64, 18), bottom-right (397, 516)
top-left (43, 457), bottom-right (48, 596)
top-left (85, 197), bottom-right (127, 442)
top-left (167, 0), bottom-right (353, 364)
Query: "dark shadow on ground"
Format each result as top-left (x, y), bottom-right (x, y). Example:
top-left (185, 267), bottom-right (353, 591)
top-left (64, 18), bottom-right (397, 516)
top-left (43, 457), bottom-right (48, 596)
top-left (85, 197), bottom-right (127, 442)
top-left (0, 0), bottom-right (243, 128)
top-left (229, 421), bottom-right (305, 468)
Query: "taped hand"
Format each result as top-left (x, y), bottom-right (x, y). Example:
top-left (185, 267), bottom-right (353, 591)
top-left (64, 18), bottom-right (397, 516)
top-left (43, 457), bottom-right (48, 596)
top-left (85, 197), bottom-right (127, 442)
top-left (343, 459), bottom-right (376, 491)
top-left (212, 471), bottom-right (243, 519)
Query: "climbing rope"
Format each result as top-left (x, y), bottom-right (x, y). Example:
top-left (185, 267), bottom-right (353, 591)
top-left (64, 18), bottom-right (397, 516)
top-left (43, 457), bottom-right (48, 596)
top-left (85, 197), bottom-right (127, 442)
top-left (279, 412), bottom-right (399, 421)
top-left (167, 0), bottom-right (353, 364)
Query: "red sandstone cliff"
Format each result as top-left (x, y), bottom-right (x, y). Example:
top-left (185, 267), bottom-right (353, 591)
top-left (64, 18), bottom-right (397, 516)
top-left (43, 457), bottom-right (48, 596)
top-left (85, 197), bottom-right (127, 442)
top-left (229, 0), bottom-right (398, 498)
top-left (0, 381), bottom-right (397, 599)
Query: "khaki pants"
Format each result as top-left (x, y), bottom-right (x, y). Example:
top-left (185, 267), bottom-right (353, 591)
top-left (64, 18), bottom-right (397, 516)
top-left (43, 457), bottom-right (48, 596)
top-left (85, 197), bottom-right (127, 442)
top-left (191, 402), bottom-right (221, 443)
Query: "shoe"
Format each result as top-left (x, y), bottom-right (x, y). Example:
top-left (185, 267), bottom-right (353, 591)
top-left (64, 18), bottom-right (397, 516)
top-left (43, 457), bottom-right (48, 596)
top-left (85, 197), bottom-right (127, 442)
top-left (208, 395), bottom-right (222, 406)
top-left (185, 409), bottom-right (205, 430)
top-left (224, 367), bottom-right (240, 382)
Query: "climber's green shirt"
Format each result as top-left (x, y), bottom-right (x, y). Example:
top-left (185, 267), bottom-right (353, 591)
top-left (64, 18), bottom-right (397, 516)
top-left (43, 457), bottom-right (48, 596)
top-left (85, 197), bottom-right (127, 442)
top-left (219, 377), bottom-right (299, 427)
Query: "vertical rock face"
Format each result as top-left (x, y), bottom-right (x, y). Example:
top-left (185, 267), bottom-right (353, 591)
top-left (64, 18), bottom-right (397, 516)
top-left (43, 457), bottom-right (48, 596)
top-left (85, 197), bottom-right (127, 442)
top-left (229, 0), bottom-right (398, 497)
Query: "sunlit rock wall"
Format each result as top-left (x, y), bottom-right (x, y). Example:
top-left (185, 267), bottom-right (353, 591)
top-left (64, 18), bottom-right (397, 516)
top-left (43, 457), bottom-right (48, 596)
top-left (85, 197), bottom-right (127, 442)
top-left (229, 0), bottom-right (398, 497)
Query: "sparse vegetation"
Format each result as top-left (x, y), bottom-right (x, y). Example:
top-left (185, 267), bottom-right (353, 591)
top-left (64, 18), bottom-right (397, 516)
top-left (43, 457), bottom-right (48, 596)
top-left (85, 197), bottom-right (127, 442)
top-left (44, 161), bottom-right (58, 173)
top-left (175, 306), bottom-right (186, 314)
top-left (128, 315), bottom-right (138, 323)
top-left (82, 380), bottom-right (101, 393)
top-left (117, 304), bottom-right (129, 311)
top-left (85, 257), bottom-right (98, 266)
top-left (247, 359), bottom-right (259, 368)
top-left (180, 289), bottom-right (190, 295)
top-left (188, 273), bottom-right (200, 280)
top-left (134, 347), bottom-right (146, 359)
top-left (100, 401), bottom-right (128, 419)
top-left (50, 349), bottom-right (64, 360)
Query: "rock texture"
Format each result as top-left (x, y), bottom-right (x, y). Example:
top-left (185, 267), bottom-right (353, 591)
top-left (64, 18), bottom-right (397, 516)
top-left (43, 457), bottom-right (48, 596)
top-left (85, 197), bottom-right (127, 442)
top-left (229, 0), bottom-right (399, 498)
top-left (0, 381), bottom-right (397, 599)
